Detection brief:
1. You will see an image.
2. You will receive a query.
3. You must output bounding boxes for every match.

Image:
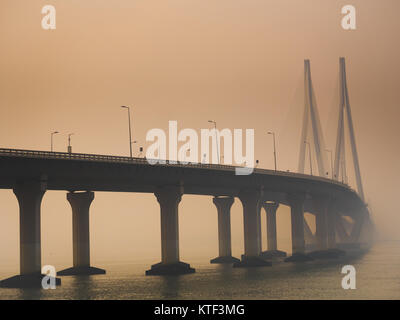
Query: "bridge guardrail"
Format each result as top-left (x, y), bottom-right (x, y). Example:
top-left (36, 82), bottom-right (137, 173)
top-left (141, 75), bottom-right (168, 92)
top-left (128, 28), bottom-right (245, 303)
top-left (0, 148), bottom-right (350, 189)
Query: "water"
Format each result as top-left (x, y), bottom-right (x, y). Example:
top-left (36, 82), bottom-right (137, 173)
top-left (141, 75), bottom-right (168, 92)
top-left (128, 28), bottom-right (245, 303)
top-left (0, 241), bottom-right (399, 300)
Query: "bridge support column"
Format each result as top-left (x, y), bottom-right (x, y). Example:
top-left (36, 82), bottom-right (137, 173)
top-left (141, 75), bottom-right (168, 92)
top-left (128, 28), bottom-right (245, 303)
top-left (350, 213), bottom-right (365, 244)
top-left (335, 215), bottom-right (350, 243)
top-left (0, 180), bottom-right (60, 288)
top-left (327, 202), bottom-right (337, 249)
top-left (58, 191), bottom-right (105, 276)
top-left (260, 202), bottom-right (286, 258)
top-left (305, 196), bottom-right (344, 259)
top-left (210, 197), bottom-right (240, 264)
top-left (285, 193), bottom-right (312, 262)
top-left (146, 186), bottom-right (195, 275)
top-left (233, 190), bottom-right (271, 268)
top-left (313, 196), bottom-right (329, 251)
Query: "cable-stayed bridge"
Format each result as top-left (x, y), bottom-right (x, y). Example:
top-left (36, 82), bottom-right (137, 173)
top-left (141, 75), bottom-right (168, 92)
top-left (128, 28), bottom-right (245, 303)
top-left (0, 58), bottom-right (373, 288)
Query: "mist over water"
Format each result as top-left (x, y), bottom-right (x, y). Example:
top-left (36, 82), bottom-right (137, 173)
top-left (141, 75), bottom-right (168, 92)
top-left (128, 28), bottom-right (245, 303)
top-left (0, 0), bottom-right (399, 300)
top-left (0, 241), bottom-right (398, 300)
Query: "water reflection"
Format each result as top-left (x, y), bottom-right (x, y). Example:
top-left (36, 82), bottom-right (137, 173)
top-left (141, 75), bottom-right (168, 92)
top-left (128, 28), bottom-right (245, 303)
top-left (158, 275), bottom-right (183, 299)
top-left (1, 243), bottom-right (398, 300)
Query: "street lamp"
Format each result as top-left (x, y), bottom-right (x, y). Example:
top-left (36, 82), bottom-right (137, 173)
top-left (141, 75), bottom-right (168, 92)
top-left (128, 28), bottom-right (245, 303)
top-left (51, 131), bottom-right (59, 152)
top-left (304, 141), bottom-right (313, 175)
top-left (68, 133), bottom-right (74, 154)
top-left (138, 146), bottom-right (143, 158)
top-left (121, 106), bottom-right (133, 158)
top-left (132, 140), bottom-right (138, 156)
top-left (267, 131), bottom-right (277, 171)
top-left (208, 120), bottom-right (220, 164)
top-left (325, 149), bottom-right (333, 179)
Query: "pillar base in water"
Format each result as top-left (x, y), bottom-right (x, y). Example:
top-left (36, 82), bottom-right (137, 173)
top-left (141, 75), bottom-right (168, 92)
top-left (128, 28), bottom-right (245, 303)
top-left (260, 250), bottom-right (287, 259)
top-left (307, 249), bottom-right (346, 260)
top-left (0, 273), bottom-right (61, 288)
top-left (210, 256), bottom-right (240, 264)
top-left (233, 256), bottom-right (272, 268)
top-left (337, 243), bottom-right (361, 250)
top-left (58, 266), bottom-right (106, 276)
top-left (284, 253), bottom-right (314, 263)
top-left (146, 261), bottom-right (195, 276)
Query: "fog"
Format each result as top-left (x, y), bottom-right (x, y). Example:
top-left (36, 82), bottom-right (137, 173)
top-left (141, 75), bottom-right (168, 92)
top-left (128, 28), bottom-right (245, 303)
top-left (0, 0), bottom-right (399, 272)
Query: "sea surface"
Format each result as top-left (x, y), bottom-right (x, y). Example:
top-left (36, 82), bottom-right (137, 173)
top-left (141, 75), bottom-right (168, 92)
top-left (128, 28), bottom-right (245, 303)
top-left (0, 240), bottom-right (399, 300)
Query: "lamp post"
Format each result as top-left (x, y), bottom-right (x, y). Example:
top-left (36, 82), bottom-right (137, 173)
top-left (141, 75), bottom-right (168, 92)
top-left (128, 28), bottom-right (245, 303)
top-left (67, 133), bottom-right (74, 154)
top-left (304, 141), bottom-right (313, 175)
top-left (138, 146), bottom-right (143, 158)
top-left (208, 120), bottom-right (220, 164)
top-left (132, 140), bottom-right (138, 156)
top-left (325, 149), bottom-right (333, 179)
top-left (267, 131), bottom-right (277, 171)
top-left (51, 131), bottom-right (59, 152)
top-left (121, 106), bottom-right (133, 158)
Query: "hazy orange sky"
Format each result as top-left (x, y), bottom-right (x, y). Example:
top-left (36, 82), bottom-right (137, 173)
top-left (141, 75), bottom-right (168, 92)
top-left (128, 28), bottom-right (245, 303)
top-left (0, 1), bottom-right (399, 274)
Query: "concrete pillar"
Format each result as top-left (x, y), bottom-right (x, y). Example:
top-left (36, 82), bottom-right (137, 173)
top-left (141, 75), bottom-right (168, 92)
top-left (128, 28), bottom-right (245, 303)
top-left (263, 202), bottom-right (279, 251)
top-left (327, 201), bottom-right (337, 249)
top-left (158, 186), bottom-right (181, 264)
top-left (350, 209), bottom-right (367, 243)
top-left (210, 197), bottom-right (239, 264)
top-left (70, 192), bottom-right (93, 267)
top-left (15, 180), bottom-right (46, 275)
top-left (0, 180), bottom-right (60, 288)
top-left (58, 191), bottom-right (105, 275)
top-left (260, 201), bottom-right (286, 258)
top-left (146, 186), bottom-right (194, 275)
top-left (287, 193), bottom-right (306, 254)
top-left (239, 190), bottom-right (262, 257)
top-left (313, 196), bottom-right (329, 250)
top-left (335, 215), bottom-right (350, 242)
top-left (257, 202), bottom-right (263, 252)
top-left (233, 190), bottom-right (271, 267)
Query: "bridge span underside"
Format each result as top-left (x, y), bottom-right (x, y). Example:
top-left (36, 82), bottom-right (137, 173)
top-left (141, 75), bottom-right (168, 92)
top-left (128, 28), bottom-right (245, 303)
top-left (0, 150), bottom-right (371, 288)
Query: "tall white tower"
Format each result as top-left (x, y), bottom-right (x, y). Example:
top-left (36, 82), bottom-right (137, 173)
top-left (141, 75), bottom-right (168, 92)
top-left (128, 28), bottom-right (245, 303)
top-left (298, 60), bottom-right (328, 177)
top-left (334, 57), bottom-right (365, 202)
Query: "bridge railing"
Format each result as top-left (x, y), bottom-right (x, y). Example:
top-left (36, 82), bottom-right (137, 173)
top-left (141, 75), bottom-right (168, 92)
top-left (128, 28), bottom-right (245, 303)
top-left (0, 148), bottom-right (350, 189)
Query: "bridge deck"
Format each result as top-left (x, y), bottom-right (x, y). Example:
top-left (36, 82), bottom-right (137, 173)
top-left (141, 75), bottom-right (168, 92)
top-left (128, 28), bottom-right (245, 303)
top-left (0, 148), bottom-right (365, 217)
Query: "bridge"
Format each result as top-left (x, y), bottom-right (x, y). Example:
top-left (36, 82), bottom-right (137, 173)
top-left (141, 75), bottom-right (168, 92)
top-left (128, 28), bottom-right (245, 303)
top-left (0, 57), bottom-right (373, 288)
